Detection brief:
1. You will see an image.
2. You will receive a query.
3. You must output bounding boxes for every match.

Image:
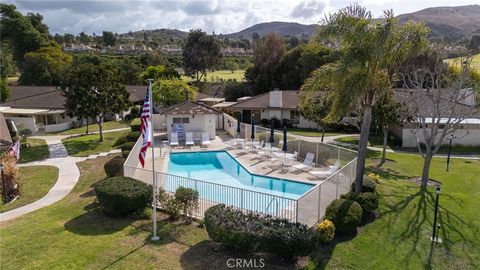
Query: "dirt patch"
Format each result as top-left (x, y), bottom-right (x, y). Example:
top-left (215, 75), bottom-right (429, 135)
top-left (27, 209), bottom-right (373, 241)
top-left (408, 177), bottom-right (442, 186)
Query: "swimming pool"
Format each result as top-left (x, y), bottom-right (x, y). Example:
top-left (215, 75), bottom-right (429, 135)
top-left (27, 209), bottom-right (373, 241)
top-left (166, 151), bottom-right (314, 214)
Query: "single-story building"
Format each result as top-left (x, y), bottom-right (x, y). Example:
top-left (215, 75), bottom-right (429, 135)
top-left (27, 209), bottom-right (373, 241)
top-left (160, 101), bottom-right (222, 141)
top-left (0, 113), bottom-right (13, 151)
top-left (226, 89), bottom-right (319, 129)
top-left (0, 85), bottom-right (145, 133)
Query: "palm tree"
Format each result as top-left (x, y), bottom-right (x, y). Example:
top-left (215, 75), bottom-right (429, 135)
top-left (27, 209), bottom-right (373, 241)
top-left (301, 4), bottom-right (429, 193)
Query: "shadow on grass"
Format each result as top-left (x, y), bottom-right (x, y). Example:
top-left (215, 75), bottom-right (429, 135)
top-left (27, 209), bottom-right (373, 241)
top-left (18, 143), bottom-right (50, 163)
top-left (64, 206), bottom-right (134, 236)
top-left (180, 240), bottom-right (300, 270)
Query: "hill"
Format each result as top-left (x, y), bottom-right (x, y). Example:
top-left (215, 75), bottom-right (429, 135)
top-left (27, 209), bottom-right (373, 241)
top-left (225, 21), bottom-right (318, 38)
top-left (396, 5), bottom-right (480, 42)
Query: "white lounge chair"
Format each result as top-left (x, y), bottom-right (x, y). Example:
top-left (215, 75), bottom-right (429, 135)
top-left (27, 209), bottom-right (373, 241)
top-left (201, 132), bottom-right (211, 146)
top-left (310, 164), bottom-right (339, 177)
top-left (293, 152), bottom-right (315, 171)
top-left (186, 132), bottom-right (194, 146)
top-left (170, 132), bottom-right (179, 147)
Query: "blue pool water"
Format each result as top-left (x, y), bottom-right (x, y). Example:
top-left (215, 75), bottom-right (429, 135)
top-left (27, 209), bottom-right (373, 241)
top-left (166, 151), bottom-right (314, 214)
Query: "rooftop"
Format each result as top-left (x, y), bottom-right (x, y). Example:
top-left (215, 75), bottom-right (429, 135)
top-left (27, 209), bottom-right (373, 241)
top-left (160, 100), bottom-right (222, 115)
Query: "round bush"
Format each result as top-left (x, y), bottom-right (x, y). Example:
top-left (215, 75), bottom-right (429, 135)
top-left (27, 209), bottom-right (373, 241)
top-left (340, 192), bottom-right (379, 213)
top-left (104, 157), bottom-right (126, 177)
top-left (317, 219), bottom-right (335, 243)
top-left (120, 142), bottom-right (135, 151)
top-left (325, 199), bottom-right (363, 235)
top-left (122, 150), bottom-right (130, 158)
top-left (114, 136), bottom-right (128, 146)
top-left (351, 177), bottom-right (377, 193)
top-left (126, 131), bottom-right (141, 142)
top-left (95, 176), bottom-right (152, 217)
top-left (130, 118), bottom-right (141, 132)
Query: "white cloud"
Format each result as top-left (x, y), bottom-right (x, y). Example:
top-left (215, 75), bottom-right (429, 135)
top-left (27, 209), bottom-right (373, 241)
top-left (290, 0), bottom-right (327, 18)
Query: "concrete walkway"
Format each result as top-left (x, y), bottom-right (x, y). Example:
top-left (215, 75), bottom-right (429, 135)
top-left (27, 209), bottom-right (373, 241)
top-left (0, 135), bottom-right (119, 222)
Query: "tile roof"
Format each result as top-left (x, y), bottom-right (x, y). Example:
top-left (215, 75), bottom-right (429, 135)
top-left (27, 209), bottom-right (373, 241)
top-left (160, 101), bottom-right (221, 115)
top-left (228, 90), bottom-right (299, 109)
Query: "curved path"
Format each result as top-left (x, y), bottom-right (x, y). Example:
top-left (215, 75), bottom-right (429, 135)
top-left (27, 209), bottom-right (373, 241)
top-left (0, 135), bottom-right (119, 222)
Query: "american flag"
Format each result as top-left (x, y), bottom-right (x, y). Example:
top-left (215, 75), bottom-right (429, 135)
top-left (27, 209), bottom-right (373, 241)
top-left (138, 88), bottom-right (152, 167)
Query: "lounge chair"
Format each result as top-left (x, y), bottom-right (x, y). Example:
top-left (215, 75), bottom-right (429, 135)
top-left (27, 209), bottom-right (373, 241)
top-left (293, 152), bottom-right (315, 171)
top-left (186, 132), bottom-right (194, 146)
top-left (201, 132), bottom-right (211, 146)
top-left (310, 164), bottom-right (339, 178)
top-left (170, 132), bottom-right (179, 147)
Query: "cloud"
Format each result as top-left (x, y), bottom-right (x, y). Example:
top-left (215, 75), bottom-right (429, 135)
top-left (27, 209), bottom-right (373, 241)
top-left (290, 0), bottom-right (326, 18)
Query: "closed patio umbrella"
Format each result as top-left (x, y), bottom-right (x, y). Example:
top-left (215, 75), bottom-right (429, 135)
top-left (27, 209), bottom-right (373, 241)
top-left (269, 121), bottom-right (275, 144)
top-left (250, 120), bottom-right (255, 151)
top-left (282, 126), bottom-right (288, 153)
top-left (236, 116), bottom-right (241, 138)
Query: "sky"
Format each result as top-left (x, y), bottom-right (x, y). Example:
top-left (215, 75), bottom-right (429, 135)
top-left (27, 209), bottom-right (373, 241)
top-left (6, 0), bottom-right (480, 35)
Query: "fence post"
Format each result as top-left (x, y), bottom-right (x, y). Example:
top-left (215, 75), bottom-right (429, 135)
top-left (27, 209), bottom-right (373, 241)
top-left (317, 184), bottom-right (322, 222)
top-left (335, 174), bottom-right (339, 198)
top-left (316, 143), bottom-right (319, 167)
top-left (241, 189), bottom-right (244, 209)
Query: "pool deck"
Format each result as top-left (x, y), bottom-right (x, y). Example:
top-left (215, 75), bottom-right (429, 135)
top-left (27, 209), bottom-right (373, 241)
top-left (139, 131), bottom-right (332, 185)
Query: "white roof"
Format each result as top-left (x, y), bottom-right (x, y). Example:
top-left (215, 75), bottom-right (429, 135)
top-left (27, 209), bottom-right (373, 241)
top-left (213, 102), bottom-right (237, 108)
top-left (0, 107), bottom-right (65, 115)
top-left (198, 97), bottom-right (225, 102)
top-left (422, 118), bottom-right (480, 124)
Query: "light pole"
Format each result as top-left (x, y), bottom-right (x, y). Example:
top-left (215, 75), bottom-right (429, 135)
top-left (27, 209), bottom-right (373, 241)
top-left (0, 162), bottom-right (6, 203)
top-left (431, 185), bottom-right (442, 243)
top-left (446, 134), bottom-right (453, 172)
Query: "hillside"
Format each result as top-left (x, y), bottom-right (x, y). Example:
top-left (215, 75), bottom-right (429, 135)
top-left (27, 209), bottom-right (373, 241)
top-left (396, 5), bottom-right (480, 42)
top-left (225, 21), bottom-right (318, 38)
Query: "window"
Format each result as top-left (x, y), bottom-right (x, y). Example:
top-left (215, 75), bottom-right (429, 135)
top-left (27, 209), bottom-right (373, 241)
top-left (290, 110), bottom-right (300, 124)
top-left (173, 117), bottom-right (189, 124)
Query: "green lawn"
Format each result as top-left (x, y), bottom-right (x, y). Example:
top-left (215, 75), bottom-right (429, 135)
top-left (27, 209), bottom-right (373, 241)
top-left (335, 135), bottom-right (480, 155)
top-left (182, 69), bottom-right (245, 82)
top-left (0, 166), bottom-right (58, 213)
top-left (445, 53), bottom-right (480, 71)
top-left (18, 138), bottom-right (49, 163)
top-left (1, 152), bottom-right (478, 269)
top-left (50, 120), bottom-right (130, 135)
top-left (62, 130), bottom-right (129, 157)
top-left (308, 151), bottom-right (480, 269)
top-left (287, 127), bottom-right (345, 137)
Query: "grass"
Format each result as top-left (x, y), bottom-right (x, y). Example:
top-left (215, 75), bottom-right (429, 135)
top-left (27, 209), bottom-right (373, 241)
top-left (62, 130), bottom-right (129, 157)
top-left (445, 53), bottom-right (480, 71)
top-left (335, 135), bottom-right (480, 155)
top-left (308, 151), bottom-right (480, 269)
top-left (50, 120), bottom-right (130, 135)
top-left (18, 138), bottom-right (49, 163)
top-left (287, 127), bottom-right (345, 137)
top-left (1, 151), bottom-right (478, 269)
top-left (182, 69), bottom-right (245, 82)
top-left (0, 166), bottom-right (58, 213)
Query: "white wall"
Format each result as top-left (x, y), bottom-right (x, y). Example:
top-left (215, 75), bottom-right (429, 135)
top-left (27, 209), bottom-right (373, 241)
top-left (166, 114), bottom-right (217, 140)
top-left (152, 114), bottom-right (166, 131)
top-left (297, 116), bottom-right (319, 129)
top-left (5, 116), bottom-right (38, 132)
top-left (44, 121), bottom-right (73, 132)
top-left (402, 128), bottom-right (480, 147)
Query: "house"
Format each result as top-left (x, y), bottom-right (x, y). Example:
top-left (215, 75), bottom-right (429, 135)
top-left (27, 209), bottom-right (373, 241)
top-left (0, 113), bottom-right (13, 151)
top-left (160, 101), bottom-right (222, 141)
top-left (392, 88), bottom-right (480, 147)
top-left (226, 89), bottom-right (319, 129)
top-left (0, 85), bottom-right (145, 133)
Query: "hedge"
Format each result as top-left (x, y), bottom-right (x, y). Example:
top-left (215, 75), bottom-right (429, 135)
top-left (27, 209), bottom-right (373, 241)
top-left (95, 176), bottom-right (151, 217)
top-left (104, 157), bottom-right (126, 177)
top-left (325, 199), bottom-right (363, 235)
top-left (122, 150), bottom-right (130, 158)
top-left (204, 204), bottom-right (317, 258)
top-left (130, 118), bottom-right (141, 132)
top-left (340, 191), bottom-right (379, 213)
top-left (120, 142), bottom-right (135, 152)
top-left (351, 177), bottom-right (377, 193)
top-left (126, 131), bottom-right (141, 142)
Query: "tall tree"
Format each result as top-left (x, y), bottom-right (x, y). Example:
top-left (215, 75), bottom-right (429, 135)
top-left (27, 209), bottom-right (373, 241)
top-left (302, 4), bottom-right (429, 193)
top-left (298, 92), bottom-right (332, 142)
top-left (182, 29), bottom-right (221, 82)
top-left (139, 65), bottom-right (180, 84)
top-left (117, 57), bottom-right (142, 85)
top-left (372, 91), bottom-right (412, 165)
top-left (61, 56), bottom-right (130, 141)
top-left (152, 78), bottom-right (198, 106)
top-left (102, 31), bottom-right (116, 46)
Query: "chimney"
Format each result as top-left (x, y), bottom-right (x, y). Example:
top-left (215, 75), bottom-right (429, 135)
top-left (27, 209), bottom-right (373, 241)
top-left (269, 89), bottom-right (282, 108)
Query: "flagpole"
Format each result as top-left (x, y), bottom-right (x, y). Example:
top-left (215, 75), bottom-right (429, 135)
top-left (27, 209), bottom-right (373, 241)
top-left (147, 78), bottom-right (159, 241)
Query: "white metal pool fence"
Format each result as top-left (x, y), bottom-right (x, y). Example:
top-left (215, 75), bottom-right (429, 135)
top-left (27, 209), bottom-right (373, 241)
top-left (123, 114), bottom-right (357, 227)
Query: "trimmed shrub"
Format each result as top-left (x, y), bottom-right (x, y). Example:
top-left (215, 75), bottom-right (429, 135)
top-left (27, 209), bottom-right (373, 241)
top-left (114, 136), bottom-right (128, 146)
top-left (122, 150), bottom-right (130, 158)
top-left (95, 176), bottom-right (151, 217)
top-left (130, 118), bottom-right (141, 132)
top-left (351, 177), bottom-right (377, 193)
top-left (367, 173), bottom-right (381, 184)
top-left (317, 219), bottom-right (335, 243)
top-left (104, 157), bottom-right (126, 177)
top-left (204, 204), bottom-right (317, 258)
top-left (120, 142), bottom-right (135, 152)
top-left (325, 199), bottom-right (363, 235)
top-left (174, 187), bottom-right (199, 219)
top-left (126, 131), bottom-right (141, 142)
top-left (340, 192), bottom-right (379, 213)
